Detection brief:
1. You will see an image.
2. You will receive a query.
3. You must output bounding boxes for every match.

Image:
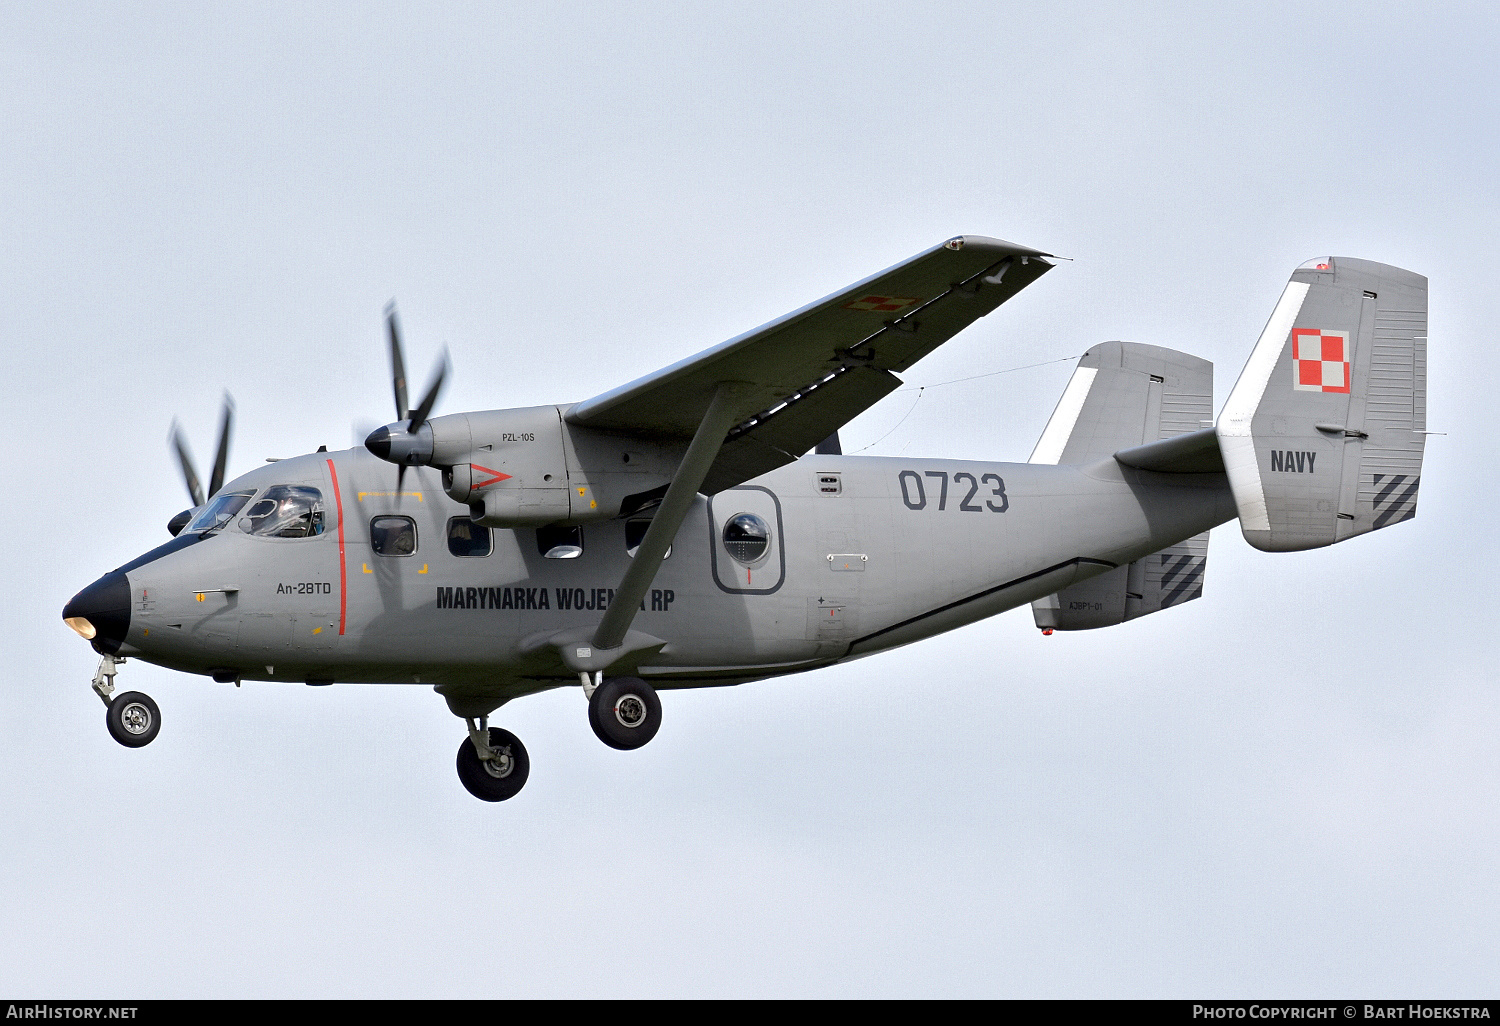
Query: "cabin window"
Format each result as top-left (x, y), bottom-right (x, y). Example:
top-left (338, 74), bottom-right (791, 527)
top-left (371, 515), bottom-right (417, 556)
top-left (447, 518), bottom-right (491, 557)
top-left (238, 485), bottom-right (325, 538)
top-left (537, 524), bottom-right (583, 559)
top-left (625, 517), bottom-right (670, 559)
top-left (722, 512), bottom-right (770, 565)
top-left (184, 490), bottom-right (255, 534)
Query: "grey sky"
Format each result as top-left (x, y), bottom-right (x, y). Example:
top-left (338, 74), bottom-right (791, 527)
top-left (3, 1), bottom-right (1497, 997)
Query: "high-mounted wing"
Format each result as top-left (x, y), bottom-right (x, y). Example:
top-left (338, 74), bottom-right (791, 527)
top-left (566, 235), bottom-right (1055, 492)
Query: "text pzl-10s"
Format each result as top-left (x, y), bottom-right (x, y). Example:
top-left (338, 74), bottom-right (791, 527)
top-left (62, 237), bottom-right (1428, 801)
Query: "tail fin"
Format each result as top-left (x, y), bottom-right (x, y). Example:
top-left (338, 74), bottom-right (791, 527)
top-left (1033, 533), bottom-right (1208, 631)
top-left (1217, 257), bottom-right (1427, 551)
top-left (1030, 342), bottom-right (1213, 631)
top-left (1029, 342), bottom-right (1213, 464)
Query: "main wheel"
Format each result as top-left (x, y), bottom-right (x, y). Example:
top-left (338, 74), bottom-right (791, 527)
top-left (106, 691), bottom-right (160, 748)
top-left (588, 676), bottom-right (662, 750)
top-left (455, 727), bottom-right (530, 802)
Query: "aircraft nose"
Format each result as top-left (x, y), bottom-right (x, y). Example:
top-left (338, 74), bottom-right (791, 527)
top-left (62, 571), bottom-right (131, 655)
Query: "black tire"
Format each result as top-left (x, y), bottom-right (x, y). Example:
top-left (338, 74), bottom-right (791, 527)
top-left (588, 676), bottom-right (662, 750)
top-left (455, 727), bottom-right (530, 802)
top-left (106, 691), bottom-right (160, 748)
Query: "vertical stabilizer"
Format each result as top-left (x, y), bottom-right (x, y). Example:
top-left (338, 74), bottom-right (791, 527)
top-left (1030, 342), bottom-right (1213, 464)
top-left (1218, 258), bottom-right (1427, 551)
top-left (1031, 342), bottom-right (1214, 630)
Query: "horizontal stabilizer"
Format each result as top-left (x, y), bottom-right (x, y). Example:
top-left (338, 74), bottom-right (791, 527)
top-left (1114, 427), bottom-right (1224, 474)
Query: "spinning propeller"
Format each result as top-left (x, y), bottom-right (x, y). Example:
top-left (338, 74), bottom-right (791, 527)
top-left (364, 303), bottom-right (449, 491)
top-left (160, 305), bottom-right (445, 536)
top-left (166, 394), bottom-right (234, 535)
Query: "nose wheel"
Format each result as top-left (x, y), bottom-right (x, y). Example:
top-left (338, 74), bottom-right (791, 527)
top-left (456, 723), bottom-right (530, 801)
top-left (91, 654), bottom-right (161, 748)
top-left (587, 675), bottom-right (662, 750)
top-left (106, 692), bottom-right (161, 748)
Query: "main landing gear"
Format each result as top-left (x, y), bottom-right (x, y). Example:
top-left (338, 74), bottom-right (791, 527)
top-left (583, 674), bottom-right (662, 750)
top-left (92, 654), bottom-right (161, 748)
top-left (456, 717), bottom-right (530, 802)
top-left (449, 674), bottom-right (661, 802)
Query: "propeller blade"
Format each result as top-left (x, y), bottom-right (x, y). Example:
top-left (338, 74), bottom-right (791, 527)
top-left (396, 462), bottom-right (407, 496)
top-left (386, 302), bottom-right (409, 423)
top-left (170, 421), bottom-right (206, 508)
top-left (407, 349), bottom-right (448, 434)
top-left (208, 393), bottom-right (235, 498)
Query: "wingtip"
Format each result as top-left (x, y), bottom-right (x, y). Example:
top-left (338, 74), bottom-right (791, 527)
top-left (947, 235), bottom-right (1056, 260)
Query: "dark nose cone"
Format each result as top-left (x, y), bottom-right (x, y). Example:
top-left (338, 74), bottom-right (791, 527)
top-left (364, 425), bottom-right (392, 460)
top-left (62, 572), bottom-right (131, 655)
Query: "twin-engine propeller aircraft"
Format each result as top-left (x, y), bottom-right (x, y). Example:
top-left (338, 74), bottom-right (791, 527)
top-left (62, 237), bottom-right (1429, 801)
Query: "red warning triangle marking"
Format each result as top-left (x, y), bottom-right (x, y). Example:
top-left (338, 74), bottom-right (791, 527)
top-left (472, 464), bottom-right (513, 489)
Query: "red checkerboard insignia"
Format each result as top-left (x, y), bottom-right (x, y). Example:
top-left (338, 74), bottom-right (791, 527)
top-left (843, 294), bottom-right (921, 313)
top-left (1291, 328), bottom-right (1351, 393)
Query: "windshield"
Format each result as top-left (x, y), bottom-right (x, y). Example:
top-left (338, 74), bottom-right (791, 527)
top-left (183, 490), bottom-right (255, 534)
top-left (239, 485), bottom-right (325, 538)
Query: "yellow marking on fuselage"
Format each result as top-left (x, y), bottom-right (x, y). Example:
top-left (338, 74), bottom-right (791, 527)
top-left (419, 563), bottom-right (428, 574)
top-left (357, 491), bottom-right (424, 502)
top-left (362, 563), bottom-right (372, 574)
top-left (312, 626), bottom-right (322, 634)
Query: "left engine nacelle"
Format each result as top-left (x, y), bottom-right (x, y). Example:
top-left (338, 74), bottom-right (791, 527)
top-left (430, 406), bottom-right (573, 526)
top-left (414, 405), bottom-right (681, 529)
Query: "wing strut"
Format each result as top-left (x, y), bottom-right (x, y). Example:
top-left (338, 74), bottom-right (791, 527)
top-left (592, 381), bottom-right (745, 653)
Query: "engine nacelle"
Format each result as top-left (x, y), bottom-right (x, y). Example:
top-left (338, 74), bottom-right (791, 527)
top-left (426, 405), bottom-right (682, 528)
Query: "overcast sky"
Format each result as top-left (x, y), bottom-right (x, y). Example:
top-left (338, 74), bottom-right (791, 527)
top-left (3, 1), bottom-right (1497, 998)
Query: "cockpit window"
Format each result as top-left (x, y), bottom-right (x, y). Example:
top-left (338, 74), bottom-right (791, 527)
top-left (184, 490), bottom-right (255, 534)
top-left (238, 485), bottom-right (325, 538)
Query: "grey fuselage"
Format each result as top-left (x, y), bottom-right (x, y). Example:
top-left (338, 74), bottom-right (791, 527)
top-left (103, 447), bottom-right (1236, 701)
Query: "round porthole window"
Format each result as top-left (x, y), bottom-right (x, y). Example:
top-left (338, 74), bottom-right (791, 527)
top-left (723, 512), bottom-right (770, 564)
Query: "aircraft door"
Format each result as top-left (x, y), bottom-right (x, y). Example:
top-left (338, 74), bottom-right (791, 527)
top-left (284, 460), bottom-right (340, 656)
top-left (708, 486), bottom-right (785, 594)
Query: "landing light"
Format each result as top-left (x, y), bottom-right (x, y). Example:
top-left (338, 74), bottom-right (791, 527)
top-left (65, 616), bottom-right (97, 640)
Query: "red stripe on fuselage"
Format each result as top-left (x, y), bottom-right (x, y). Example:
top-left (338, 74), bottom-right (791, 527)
top-left (327, 458), bottom-right (348, 635)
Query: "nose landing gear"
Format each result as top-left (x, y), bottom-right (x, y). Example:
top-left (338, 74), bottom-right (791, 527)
top-left (107, 692), bottom-right (161, 747)
top-left (92, 654), bottom-right (162, 748)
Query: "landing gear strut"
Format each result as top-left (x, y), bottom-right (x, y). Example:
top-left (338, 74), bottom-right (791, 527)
top-left (92, 654), bottom-right (161, 748)
top-left (455, 717), bottom-right (530, 802)
top-left (586, 675), bottom-right (662, 750)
